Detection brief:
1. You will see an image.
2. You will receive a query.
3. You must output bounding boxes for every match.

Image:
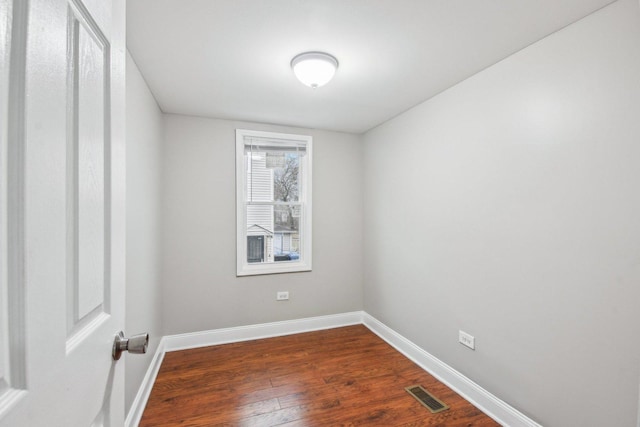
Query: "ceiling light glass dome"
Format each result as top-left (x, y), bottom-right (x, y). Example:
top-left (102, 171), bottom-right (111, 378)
top-left (291, 52), bottom-right (339, 89)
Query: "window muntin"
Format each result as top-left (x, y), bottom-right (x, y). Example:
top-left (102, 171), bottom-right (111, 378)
top-left (236, 130), bottom-right (312, 276)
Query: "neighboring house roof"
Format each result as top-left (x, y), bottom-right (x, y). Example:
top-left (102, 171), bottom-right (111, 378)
top-left (248, 224), bottom-right (273, 235)
top-left (275, 224), bottom-right (296, 233)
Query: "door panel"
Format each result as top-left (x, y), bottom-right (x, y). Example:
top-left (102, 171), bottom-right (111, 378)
top-left (0, 0), bottom-right (125, 425)
top-left (247, 235), bottom-right (265, 263)
top-left (0, 0), bottom-right (27, 414)
top-left (68, 0), bottom-right (109, 339)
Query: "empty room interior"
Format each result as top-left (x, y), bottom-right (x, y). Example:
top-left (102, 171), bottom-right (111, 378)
top-left (117, 0), bottom-right (640, 425)
top-left (123, 0), bottom-right (640, 426)
top-left (7, 0), bottom-right (640, 425)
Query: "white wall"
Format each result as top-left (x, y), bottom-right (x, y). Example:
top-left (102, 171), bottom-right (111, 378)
top-left (125, 52), bottom-right (164, 415)
top-left (363, 1), bottom-right (640, 426)
top-left (161, 115), bottom-right (363, 335)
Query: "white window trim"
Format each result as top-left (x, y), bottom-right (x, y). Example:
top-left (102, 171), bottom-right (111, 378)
top-left (236, 129), bottom-right (312, 276)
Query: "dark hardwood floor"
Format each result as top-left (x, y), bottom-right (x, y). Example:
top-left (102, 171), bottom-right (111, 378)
top-left (140, 325), bottom-right (500, 426)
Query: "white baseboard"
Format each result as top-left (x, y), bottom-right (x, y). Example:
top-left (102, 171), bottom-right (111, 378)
top-left (124, 339), bottom-right (166, 427)
top-left (362, 313), bottom-right (541, 427)
top-left (162, 311), bottom-right (364, 352)
top-left (126, 311), bottom-right (541, 427)
top-left (637, 381), bottom-right (640, 427)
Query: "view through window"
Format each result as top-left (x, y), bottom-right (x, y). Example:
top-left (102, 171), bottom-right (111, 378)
top-left (236, 130), bottom-right (312, 276)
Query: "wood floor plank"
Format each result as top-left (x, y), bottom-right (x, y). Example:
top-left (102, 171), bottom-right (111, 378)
top-left (140, 325), bottom-right (500, 426)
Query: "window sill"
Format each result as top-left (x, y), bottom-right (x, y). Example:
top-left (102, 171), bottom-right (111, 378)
top-left (236, 260), bottom-right (312, 277)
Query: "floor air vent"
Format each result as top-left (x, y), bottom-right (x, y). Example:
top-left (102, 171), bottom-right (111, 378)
top-left (405, 385), bottom-right (449, 414)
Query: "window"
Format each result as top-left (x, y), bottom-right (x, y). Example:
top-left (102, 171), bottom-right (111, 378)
top-left (236, 129), bottom-right (312, 276)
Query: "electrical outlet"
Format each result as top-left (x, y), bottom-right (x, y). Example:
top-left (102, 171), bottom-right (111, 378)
top-left (276, 291), bottom-right (289, 301)
top-left (459, 330), bottom-right (475, 350)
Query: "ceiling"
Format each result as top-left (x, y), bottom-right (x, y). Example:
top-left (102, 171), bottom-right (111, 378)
top-left (127, 0), bottom-right (616, 134)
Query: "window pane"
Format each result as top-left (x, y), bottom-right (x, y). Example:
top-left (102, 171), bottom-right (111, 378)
top-left (246, 204), bottom-right (301, 264)
top-left (274, 205), bottom-right (300, 260)
top-left (272, 153), bottom-right (299, 203)
top-left (246, 151), bottom-right (302, 203)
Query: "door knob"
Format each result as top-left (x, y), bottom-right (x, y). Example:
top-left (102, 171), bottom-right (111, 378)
top-left (112, 331), bottom-right (149, 360)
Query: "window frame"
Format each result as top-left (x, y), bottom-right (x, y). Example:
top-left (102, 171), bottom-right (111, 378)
top-left (236, 129), bottom-right (312, 276)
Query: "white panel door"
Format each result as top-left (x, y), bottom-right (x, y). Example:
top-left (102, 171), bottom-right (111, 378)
top-left (0, 0), bottom-right (126, 425)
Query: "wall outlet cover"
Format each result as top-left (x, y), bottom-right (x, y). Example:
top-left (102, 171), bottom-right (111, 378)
top-left (459, 330), bottom-right (475, 350)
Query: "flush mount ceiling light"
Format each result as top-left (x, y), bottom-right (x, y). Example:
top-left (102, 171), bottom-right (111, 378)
top-left (291, 52), bottom-right (339, 89)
